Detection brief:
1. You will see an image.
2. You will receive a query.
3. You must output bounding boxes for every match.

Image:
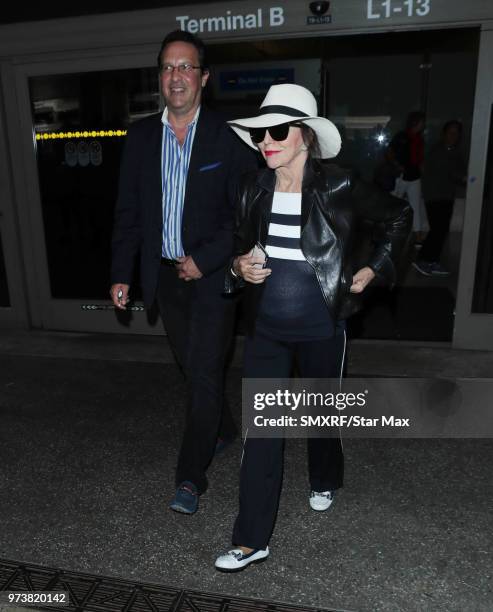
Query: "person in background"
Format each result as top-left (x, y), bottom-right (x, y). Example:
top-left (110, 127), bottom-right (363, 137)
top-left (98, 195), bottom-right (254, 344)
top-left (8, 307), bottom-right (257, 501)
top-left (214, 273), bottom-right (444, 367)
top-left (214, 84), bottom-right (412, 572)
top-left (110, 30), bottom-right (255, 515)
top-left (390, 111), bottom-right (426, 243)
top-left (373, 145), bottom-right (402, 193)
top-left (413, 120), bottom-right (466, 276)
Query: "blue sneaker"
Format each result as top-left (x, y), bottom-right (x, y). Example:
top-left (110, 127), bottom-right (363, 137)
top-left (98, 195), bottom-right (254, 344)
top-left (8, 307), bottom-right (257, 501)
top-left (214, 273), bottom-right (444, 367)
top-left (412, 260), bottom-right (434, 276)
top-left (169, 481), bottom-right (198, 514)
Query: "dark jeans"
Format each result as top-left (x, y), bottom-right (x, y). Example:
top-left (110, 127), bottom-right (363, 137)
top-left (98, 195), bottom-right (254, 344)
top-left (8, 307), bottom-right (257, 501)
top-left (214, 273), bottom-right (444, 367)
top-left (232, 330), bottom-right (346, 549)
top-left (420, 199), bottom-right (454, 263)
top-left (157, 264), bottom-right (236, 494)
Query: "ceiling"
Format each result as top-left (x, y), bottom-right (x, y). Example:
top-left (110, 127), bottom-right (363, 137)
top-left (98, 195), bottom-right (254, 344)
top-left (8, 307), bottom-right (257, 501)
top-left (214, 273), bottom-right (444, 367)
top-left (0, 0), bottom-right (239, 25)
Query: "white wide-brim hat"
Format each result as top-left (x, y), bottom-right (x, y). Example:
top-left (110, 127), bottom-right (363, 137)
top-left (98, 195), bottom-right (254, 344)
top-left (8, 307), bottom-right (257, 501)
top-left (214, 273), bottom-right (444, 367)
top-left (228, 83), bottom-right (341, 159)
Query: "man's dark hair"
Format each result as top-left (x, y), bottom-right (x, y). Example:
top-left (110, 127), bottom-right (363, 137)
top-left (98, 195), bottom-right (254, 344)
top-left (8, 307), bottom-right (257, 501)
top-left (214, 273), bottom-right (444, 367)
top-left (300, 124), bottom-right (322, 159)
top-left (157, 30), bottom-right (209, 72)
top-left (406, 111), bottom-right (426, 130)
top-left (443, 119), bottom-right (462, 135)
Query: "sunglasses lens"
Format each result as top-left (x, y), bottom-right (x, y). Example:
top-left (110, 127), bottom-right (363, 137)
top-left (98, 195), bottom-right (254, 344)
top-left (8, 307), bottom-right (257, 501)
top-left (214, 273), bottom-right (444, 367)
top-left (249, 123), bottom-right (293, 144)
top-left (268, 123), bottom-right (291, 141)
top-left (249, 127), bottom-right (266, 143)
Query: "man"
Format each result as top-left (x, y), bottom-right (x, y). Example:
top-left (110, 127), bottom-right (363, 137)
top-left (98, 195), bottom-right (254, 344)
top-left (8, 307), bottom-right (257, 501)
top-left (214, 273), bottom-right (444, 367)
top-left (390, 110), bottom-right (426, 243)
top-left (110, 30), bottom-right (255, 514)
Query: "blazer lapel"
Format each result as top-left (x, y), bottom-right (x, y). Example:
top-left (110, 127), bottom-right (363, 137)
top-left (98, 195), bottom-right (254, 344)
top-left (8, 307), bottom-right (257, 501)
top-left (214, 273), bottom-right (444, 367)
top-left (183, 107), bottom-right (213, 221)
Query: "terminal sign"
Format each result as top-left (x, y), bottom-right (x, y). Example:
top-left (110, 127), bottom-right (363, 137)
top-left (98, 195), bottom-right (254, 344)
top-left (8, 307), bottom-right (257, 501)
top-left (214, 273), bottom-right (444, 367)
top-left (176, 7), bottom-right (284, 34)
top-left (367, 0), bottom-right (431, 19)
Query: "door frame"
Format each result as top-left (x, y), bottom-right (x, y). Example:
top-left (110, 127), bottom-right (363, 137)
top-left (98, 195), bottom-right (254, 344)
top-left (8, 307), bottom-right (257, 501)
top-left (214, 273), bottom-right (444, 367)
top-left (453, 26), bottom-right (493, 349)
top-left (0, 64), bottom-right (30, 330)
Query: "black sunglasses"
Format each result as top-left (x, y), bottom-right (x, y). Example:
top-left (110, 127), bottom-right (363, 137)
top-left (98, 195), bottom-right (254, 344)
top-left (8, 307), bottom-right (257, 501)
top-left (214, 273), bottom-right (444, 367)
top-left (249, 122), bottom-right (302, 144)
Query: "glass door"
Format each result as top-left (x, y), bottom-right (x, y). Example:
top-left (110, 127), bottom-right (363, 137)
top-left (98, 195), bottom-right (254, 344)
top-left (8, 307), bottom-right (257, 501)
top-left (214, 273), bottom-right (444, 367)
top-left (323, 29), bottom-right (478, 343)
top-left (9, 53), bottom-right (165, 334)
top-left (207, 29), bottom-right (479, 343)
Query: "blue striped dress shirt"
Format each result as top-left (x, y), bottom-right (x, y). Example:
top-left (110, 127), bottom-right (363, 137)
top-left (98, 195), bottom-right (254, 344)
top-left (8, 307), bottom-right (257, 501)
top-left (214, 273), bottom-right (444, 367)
top-left (161, 106), bottom-right (199, 259)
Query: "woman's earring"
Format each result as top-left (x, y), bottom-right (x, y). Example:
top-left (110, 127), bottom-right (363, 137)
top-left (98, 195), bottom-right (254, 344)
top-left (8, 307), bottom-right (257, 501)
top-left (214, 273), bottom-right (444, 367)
top-left (300, 145), bottom-right (308, 151)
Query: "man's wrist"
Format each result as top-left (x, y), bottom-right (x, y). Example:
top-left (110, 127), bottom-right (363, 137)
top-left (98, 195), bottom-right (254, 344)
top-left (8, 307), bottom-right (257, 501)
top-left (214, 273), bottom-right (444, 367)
top-left (231, 258), bottom-right (241, 279)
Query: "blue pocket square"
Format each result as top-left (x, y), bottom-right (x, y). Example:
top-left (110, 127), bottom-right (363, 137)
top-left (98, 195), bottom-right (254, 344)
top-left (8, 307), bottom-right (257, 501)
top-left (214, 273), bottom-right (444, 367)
top-left (199, 161), bottom-right (222, 172)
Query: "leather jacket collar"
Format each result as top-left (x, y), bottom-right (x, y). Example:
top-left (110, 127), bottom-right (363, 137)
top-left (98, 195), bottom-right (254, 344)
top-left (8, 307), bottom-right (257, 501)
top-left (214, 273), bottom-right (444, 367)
top-left (255, 158), bottom-right (325, 237)
top-left (255, 157), bottom-right (322, 193)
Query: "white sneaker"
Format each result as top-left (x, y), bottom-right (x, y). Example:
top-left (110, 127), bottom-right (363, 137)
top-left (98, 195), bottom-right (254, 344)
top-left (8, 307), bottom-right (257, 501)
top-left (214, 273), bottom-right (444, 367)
top-left (215, 547), bottom-right (269, 572)
top-left (309, 490), bottom-right (335, 511)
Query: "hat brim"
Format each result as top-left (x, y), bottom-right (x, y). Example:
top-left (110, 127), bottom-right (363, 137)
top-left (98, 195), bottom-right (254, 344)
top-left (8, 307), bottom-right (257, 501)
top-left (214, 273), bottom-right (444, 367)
top-left (228, 114), bottom-right (341, 159)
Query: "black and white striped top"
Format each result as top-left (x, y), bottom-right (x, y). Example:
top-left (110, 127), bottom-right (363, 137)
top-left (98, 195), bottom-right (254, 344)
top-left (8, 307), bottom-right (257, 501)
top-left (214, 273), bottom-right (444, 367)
top-left (265, 192), bottom-right (305, 261)
top-left (256, 191), bottom-right (339, 340)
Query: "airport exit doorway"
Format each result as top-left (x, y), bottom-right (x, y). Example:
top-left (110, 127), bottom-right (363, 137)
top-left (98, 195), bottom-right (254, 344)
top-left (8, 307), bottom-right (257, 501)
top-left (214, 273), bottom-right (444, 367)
top-left (12, 27), bottom-right (480, 341)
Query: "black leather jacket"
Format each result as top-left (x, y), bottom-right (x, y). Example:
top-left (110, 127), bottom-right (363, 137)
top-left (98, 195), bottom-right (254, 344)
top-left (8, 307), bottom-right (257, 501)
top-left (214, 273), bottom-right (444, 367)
top-left (225, 159), bottom-right (412, 331)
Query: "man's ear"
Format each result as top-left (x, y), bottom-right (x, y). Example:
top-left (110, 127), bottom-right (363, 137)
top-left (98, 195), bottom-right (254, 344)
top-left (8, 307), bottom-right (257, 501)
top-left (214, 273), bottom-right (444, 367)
top-left (201, 69), bottom-right (210, 88)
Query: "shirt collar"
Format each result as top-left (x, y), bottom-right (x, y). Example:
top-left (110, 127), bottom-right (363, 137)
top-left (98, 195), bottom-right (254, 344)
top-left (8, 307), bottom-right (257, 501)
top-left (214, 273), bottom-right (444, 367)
top-left (161, 105), bottom-right (201, 129)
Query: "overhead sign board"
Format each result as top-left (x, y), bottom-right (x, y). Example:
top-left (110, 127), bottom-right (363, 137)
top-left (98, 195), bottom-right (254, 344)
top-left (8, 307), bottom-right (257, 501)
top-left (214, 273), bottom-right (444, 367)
top-left (0, 0), bottom-right (492, 56)
top-left (173, 0), bottom-right (493, 38)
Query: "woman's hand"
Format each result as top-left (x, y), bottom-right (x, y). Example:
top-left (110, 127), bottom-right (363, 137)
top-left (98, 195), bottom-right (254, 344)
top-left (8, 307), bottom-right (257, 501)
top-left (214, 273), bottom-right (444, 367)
top-left (350, 266), bottom-right (375, 293)
top-left (234, 250), bottom-right (272, 284)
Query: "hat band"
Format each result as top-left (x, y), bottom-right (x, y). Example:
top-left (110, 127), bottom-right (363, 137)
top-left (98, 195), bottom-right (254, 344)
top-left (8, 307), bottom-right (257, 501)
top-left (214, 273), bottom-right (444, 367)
top-left (257, 105), bottom-right (309, 118)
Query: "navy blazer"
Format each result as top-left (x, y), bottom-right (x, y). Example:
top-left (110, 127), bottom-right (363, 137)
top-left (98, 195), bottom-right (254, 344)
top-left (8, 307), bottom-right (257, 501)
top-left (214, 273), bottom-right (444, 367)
top-left (111, 107), bottom-right (257, 307)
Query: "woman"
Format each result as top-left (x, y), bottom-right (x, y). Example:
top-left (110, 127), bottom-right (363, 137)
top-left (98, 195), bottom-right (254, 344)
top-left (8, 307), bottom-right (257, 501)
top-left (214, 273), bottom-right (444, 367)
top-left (413, 120), bottom-right (466, 276)
top-left (215, 84), bottom-right (412, 572)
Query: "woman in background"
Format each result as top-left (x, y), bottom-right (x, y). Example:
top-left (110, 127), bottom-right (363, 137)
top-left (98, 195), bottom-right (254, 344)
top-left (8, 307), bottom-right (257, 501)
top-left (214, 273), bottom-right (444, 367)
top-left (413, 120), bottom-right (466, 276)
top-left (390, 111), bottom-right (427, 244)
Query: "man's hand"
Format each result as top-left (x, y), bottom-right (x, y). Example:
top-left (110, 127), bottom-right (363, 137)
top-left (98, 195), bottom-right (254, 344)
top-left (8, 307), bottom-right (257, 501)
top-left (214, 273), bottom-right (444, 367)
top-left (110, 283), bottom-right (130, 310)
top-left (176, 256), bottom-right (203, 281)
top-left (235, 250), bottom-right (271, 285)
top-left (350, 267), bottom-right (375, 294)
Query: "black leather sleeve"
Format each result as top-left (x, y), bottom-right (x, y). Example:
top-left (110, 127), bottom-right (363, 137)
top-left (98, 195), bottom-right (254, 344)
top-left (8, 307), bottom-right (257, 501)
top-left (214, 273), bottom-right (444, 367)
top-left (223, 172), bottom-right (258, 294)
top-left (349, 172), bottom-right (413, 285)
